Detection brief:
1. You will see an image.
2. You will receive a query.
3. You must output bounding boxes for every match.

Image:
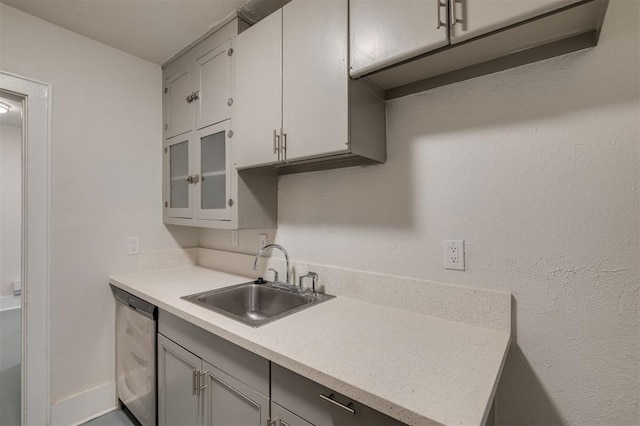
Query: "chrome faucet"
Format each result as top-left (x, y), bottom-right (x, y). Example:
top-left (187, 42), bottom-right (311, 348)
top-left (252, 244), bottom-right (292, 289)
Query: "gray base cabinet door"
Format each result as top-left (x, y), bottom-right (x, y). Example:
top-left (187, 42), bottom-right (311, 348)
top-left (202, 361), bottom-right (269, 426)
top-left (271, 402), bottom-right (314, 426)
top-left (158, 334), bottom-right (202, 426)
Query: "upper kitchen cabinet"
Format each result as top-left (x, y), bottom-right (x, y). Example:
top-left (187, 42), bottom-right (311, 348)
top-left (163, 56), bottom-right (193, 139)
top-left (163, 22), bottom-right (238, 139)
top-left (349, 0), bottom-right (449, 78)
top-left (449, 0), bottom-right (584, 44)
top-left (234, 0), bottom-right (386, 173)
top-left (162, 15), bottom-right (277, 230)
top-left (234, 10), bottom-right (282, 169)
top-left (350, 0), bottom-right (609, 98)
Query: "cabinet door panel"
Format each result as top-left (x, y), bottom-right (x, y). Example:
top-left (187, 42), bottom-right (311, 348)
top-left (164, 62), bottom-right (194, 140)
top-left (164, 137), bottom-right (193, 218)
top-left (196, 40), bottom-right (232, 130)
top-left (202, 361), bottom-right (269, 426)
top-left (157, 334), bottom-right (201, 426)
top-left (282, 0), bottom-right (349, 162)
top-left (450, 0), bottom-right (584, 43)
top-left (350, 0), bottom-right (448, 78)
top-left (234, 10), bottom-right (282, 169)
top-left (194, 121), bottom-right (231, 221)
top-left (272, 402), bottom-right (314, 426)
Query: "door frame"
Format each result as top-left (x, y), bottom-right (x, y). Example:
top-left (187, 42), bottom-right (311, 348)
top-left (0, 71), bottom-right (52, 426)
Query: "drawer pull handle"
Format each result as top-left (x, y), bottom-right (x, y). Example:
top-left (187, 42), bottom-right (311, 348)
top-left (319, 393), bottom-right (355, 415)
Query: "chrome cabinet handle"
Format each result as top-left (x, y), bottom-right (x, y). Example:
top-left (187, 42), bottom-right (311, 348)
top-left (273, 129), bottom-right (280, 156)
top-left (186, 175), bottom-right (193, 183)
top-left (319, 393), bottom-right (355, 415)
top-left (192, 90), bottom-right (200, 101)
top-left (450, 0), bottom-right (463, 26)
top-left (199, 370), bottom-right (207, 391)
top-left (186, 93), bottom-right (193, 103)
top-left (281, 132), bottom-right (287, 161)
top-left (437, 0), bottom-right (446, 29)
top-left (192, 369), bottom-right (198, 395)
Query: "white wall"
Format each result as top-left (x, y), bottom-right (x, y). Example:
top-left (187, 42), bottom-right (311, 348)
top-left (0, 124), bottom-right (21, 298)
top-left (0, 3), bottom-right (199, 408)
top-left (203, 0), bottom-right (640, 424)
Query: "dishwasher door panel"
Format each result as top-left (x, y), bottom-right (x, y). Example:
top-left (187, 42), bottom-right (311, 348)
top-left (116, 301), bottom-right (156, 426)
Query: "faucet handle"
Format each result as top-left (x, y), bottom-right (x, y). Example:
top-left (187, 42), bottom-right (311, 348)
top-left (299, 271), bottom-right (319, 295)
top-left (268, 268), bottom-right (280, 284)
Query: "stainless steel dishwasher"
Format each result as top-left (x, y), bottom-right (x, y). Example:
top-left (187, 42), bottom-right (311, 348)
top-left (115, 288), bottom-right (157, 426)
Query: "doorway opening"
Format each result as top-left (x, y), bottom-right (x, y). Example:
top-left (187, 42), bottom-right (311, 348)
top-left (0, 71), bottom-right (52, 426)
top-left (0, 90), bottom-right (23, 425)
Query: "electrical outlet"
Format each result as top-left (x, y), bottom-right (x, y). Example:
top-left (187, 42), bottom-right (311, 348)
top-left (259, 234), bottom-right (268, 249)
top-left (231, 230), bottom-right (239, 247)
top-left (128, 237), bottom-right (140, 255)
top-left (444, 240), bottom-right (465, 270)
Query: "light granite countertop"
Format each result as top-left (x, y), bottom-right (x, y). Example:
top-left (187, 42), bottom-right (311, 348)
top-left (109, 265), bottom-right (510, 426)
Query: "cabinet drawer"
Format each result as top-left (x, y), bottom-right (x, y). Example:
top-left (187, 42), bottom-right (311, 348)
top-left (271, 364), bottom-right (405, 426)
top-left (158, 309), bottom-right (269, 396)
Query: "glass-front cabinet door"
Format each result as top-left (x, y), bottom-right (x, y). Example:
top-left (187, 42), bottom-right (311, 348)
top-left (165, 136), bottom-right (193, 219)
top-left (194, 120), bottom-right (231, 221)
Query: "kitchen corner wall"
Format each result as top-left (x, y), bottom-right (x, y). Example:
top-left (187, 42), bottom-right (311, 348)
top-left (0, 2), bottom-right (199, 412)
top-left (202, 0), bottom-right (640, 424)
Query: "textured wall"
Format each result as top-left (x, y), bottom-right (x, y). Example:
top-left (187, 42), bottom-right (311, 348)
top-left (0, 4), bottom-right (199, 403)
top-left (0, 124), bottom-right (21, 298)
top-left (203, 0), bottom-right (640, 423)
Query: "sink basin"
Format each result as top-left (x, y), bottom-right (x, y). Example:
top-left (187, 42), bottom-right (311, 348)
top-left (181, 281), bottom-right (335, 327)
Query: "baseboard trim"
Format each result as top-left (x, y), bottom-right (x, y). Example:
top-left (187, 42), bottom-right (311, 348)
top-left (51, 381), bottom-right (116, 426)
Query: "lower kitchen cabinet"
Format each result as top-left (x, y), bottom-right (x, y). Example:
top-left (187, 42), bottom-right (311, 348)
top-left (202, 361), bottom-right (269, 426)
top-left (157, 334), bottom-right (201, 426)
top-left (157, 309), bottom-right (405, 426)
top-left (271, 363), bottom-right (405, 426)
top-left (158, 333), bottom-right (269, 426)
top-left (158, 310), bottom-right (271, 426)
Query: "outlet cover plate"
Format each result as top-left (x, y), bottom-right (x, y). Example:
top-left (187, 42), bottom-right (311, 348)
top-left (444, 240), bottom-right (465, 270)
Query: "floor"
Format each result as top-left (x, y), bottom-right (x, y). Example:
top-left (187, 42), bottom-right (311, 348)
top-left (0, 306), bottom-right (21, 426)
top-left (83, 409), bottom-right (138, 426)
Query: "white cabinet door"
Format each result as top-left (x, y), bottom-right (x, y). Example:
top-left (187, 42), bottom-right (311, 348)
top-left (349, 0), bottom-right (449, 78)
top-left (193, 121), bottom-right (231, 221)
top-left (157, 334), bottom-right (202, 426)
top-left (450, 0), bottom-right (584, 44)
top-left (164, 60), bottom-right (194, 140)
top-left (282, 0), bottom-right (349, 162)
top-left (195, 40), bottom-right (232, 130)
top-left (234, 10), bottom-right (282, 169)
top-left (164, 136), bottom-right (193, 219)
top-left (202, 361), bottom-right (269, 426)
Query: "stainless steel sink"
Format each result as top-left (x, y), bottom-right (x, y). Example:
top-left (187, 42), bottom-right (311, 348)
top-left (181, 281), bottom-right (335, 327)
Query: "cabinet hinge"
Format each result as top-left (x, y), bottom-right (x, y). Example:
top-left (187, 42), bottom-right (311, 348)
top-left (164, 87), bottom-right (167, 94)
top-left (164, 201), bottom-right (168, 208)
top-left (164, 147), bottom-right (168, 153)
top-left (164, 124), bottom-right (168, 131)
top-left (228, 199), bottom-right (234, 207)
top-left (228, 48), bottom-right (234, 57)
